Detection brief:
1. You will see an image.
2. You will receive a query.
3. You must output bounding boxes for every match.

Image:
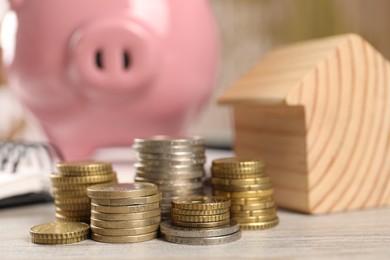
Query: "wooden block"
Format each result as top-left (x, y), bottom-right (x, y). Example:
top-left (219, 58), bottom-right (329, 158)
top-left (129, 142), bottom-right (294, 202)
top-left (218, 34), bottom-right (390, 214)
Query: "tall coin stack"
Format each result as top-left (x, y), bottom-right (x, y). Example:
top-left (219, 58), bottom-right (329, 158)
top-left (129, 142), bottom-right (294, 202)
top-left (133, 136), bottom-right (206, 219)
top-left (211, 158), bottom-right (279, 230)
top-left (88, 183), bottom-right (162, 243)
top-left (51, 161), bottom-right (117, 223)
top-left (160, 196), bottom-right (242, 245)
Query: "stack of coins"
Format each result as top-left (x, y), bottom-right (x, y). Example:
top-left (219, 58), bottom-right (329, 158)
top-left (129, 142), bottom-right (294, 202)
top-left (51, 161), bottom-right (117, 223)
top-left (211, 158), bottom-right (279, 230)
top-left (87, 183), bottom-right (162, 243)
top-left (29, 222), bottom-right (90, 245)
top-left (160, 196), bottom-right (242, 245)
top-left (133, 136), bottom-right (206, 219)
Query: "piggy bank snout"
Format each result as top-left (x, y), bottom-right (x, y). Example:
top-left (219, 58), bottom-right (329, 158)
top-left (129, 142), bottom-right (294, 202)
top-left (68, 19), bottom-right (160, 92)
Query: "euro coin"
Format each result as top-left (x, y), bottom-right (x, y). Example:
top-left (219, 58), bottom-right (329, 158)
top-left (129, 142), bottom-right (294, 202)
top-left (160, 220), bottom-right (239, 238)
top-left (171, 212), bottom-right (230, 223)
top-left (87, 183), bottom-right (158, 199)
top-left (91, 216), bottom-right (161, 229)
top-left (57, 161), bottom-right (112, 176)
top-left (162, 230), bottom-right (241, 245)
top-left (213, 189), bottom-right (274, 198)
top-left (29, 222), bottom-right (90, 240)
top-left (171, 207), bottom-right (229, 216)
top-left (91, 209), bottom-right (161, 221)
top-left (238, 218), bottom-right (279, 230)
top-left (172, 218), bottom-right (230, 228)
top-left (172, 196), bottom-right (231, 211)
top-left (91, 202), bottom-right (160, 214)
top-left (92, 232), bottom-right (157, 243)
top-left (91, 192), bottom-right (162, 206)
top-left (91, 224), bottom-right (159, 236)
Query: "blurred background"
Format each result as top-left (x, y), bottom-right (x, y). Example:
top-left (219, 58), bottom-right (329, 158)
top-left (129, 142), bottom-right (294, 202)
top-left (1, 0), bottom-right (390, 148)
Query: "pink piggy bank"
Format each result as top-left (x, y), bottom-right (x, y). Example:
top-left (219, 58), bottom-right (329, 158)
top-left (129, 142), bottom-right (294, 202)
top-left (1, 0), bottom-right (219, 159)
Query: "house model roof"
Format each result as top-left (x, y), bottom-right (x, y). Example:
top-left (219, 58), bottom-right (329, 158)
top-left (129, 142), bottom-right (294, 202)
top-left (218, 34), bottom-right (384, 106)
top-left (217, 34), bottom-right (390, 214)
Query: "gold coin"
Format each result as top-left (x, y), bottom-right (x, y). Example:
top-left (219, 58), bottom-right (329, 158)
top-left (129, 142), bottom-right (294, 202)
top-left (51, 183), bottom-right (94, 191)
top-left (172, 218), bottom-right (230, 228)
top-left (91, 224), bottom-right (159, 236)
top-left (87, 183), bottom-right (158, 199)
top-left (56, 208), bottom-right (91, 217)
top-left (29, 222), bottom-right (90, 240)
top-left (171, 207), bottom-right (229, 216)
top-left (232, 214), bottom-right (277, 223)
top-left (212, 157), bottom-right (265, 168)
top-left (56, 214), bottom-right (90, 223)
top-left (230, 207), bottom-right (276, 217)
top-left (172, 196), bottom-right (231, 211)
top-left (50, 173), bottom-right (117, 184)
top-left (211, 165), bottom-right (265, 174)
top-left (91, 209), bottom-right (161, 221)
top-left (54, 197), bottom-right (90, 205)
top-left (31, 234), bottom-right (88, 245)
top-left (230, 201), bottom-right (276, 211)
top-left (56, 203), bottom-right (91, 211)
top-left (57, 161), bottom-right (112, 176)
top-left (230, 196), bottom-right (274, 205)
top-left (212, 183), bottom-right (273, 192)
top-left (91, 216), bottom-right (161, 229)
top-left (91, 192), bottom-right (162, 206)
top-left (213, 189), bottom-right (274, 198)
top-left (91, 202), bottom-right (160, 214)
top-left (211, 171), bottom-right (264, 179)
top-left (53, 189), bottom-right (88, 198)
top-left (91, 231), bottom-right (157, 243)
top-left (171, 212), bottom-right (230, 223)
top-left (239, 218), bottom-right (279, 230)
top-left (210, 176), bottom-right (270, 186)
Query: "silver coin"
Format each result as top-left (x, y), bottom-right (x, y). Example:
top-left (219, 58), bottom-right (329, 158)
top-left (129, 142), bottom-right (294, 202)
top-left (157, 182), bottom-right (203, 192)
top-left (134, 136), bottom-right (204, 147)
top-left (134, 146), bottom-right (205, 155)
top-left (160, 220), bottom-right (239, 238)
top-left (136, 171), bottom-right (204, 180)
top-left (139, 158), bottom-right (206, 166)
top-left (134, 177), bottom-right (203, 186)
top-left (162, 188), bottom-right (204, 197)
top-left (135, 163), bottom-right (204, 172)
top-left (137, 152), bottom-right (205, 160)
top-left (162, 230), bottom-right (242, 245)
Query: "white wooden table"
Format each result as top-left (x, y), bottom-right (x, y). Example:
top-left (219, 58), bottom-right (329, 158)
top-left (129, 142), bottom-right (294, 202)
top-left (1, 202), bottom-right (390, 259)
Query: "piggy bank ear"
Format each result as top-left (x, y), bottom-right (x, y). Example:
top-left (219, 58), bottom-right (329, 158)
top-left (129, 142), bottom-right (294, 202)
top-left (8, 0), bottom-right (26, 10)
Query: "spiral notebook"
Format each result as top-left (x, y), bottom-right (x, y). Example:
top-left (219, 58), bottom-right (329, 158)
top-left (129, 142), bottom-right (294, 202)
top-left (0, 141), bottom-right (62, 208)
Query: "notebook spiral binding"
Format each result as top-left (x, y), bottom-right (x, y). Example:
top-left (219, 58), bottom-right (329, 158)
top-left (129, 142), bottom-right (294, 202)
top-left (0, 140), bottom-right (63, 207)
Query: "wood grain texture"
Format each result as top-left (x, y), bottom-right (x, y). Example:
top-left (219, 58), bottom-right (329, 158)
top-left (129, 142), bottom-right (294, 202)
top-left (219, 34), bottom-right (390, 214)
top-left (1, 203), bottom-right (390, 259)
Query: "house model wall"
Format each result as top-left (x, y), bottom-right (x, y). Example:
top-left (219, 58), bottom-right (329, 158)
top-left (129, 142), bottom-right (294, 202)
top-left (218, 34), bottom-right (390, 214)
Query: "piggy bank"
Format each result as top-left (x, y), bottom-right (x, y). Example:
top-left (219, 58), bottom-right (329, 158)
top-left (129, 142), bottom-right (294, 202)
top-left (1, 0), bottom-right (219, 159)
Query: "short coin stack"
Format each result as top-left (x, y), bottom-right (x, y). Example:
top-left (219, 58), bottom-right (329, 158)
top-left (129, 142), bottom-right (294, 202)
top-left (133, 136), bottom-right (206, 219)
top-left (29, 222), bottom-right (90, 245)
top-left (87, 183), bottom-right (162, 243)
top-left (51, 161), bottom-right (117, 223)
top-left (211, 158), bottom-right (279, 230)
top-left (160, 196), bottom-right (242, 245)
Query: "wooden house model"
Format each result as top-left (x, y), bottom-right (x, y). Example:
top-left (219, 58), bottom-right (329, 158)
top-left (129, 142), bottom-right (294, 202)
top-left (218, 34), bottom-right (390, 214)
